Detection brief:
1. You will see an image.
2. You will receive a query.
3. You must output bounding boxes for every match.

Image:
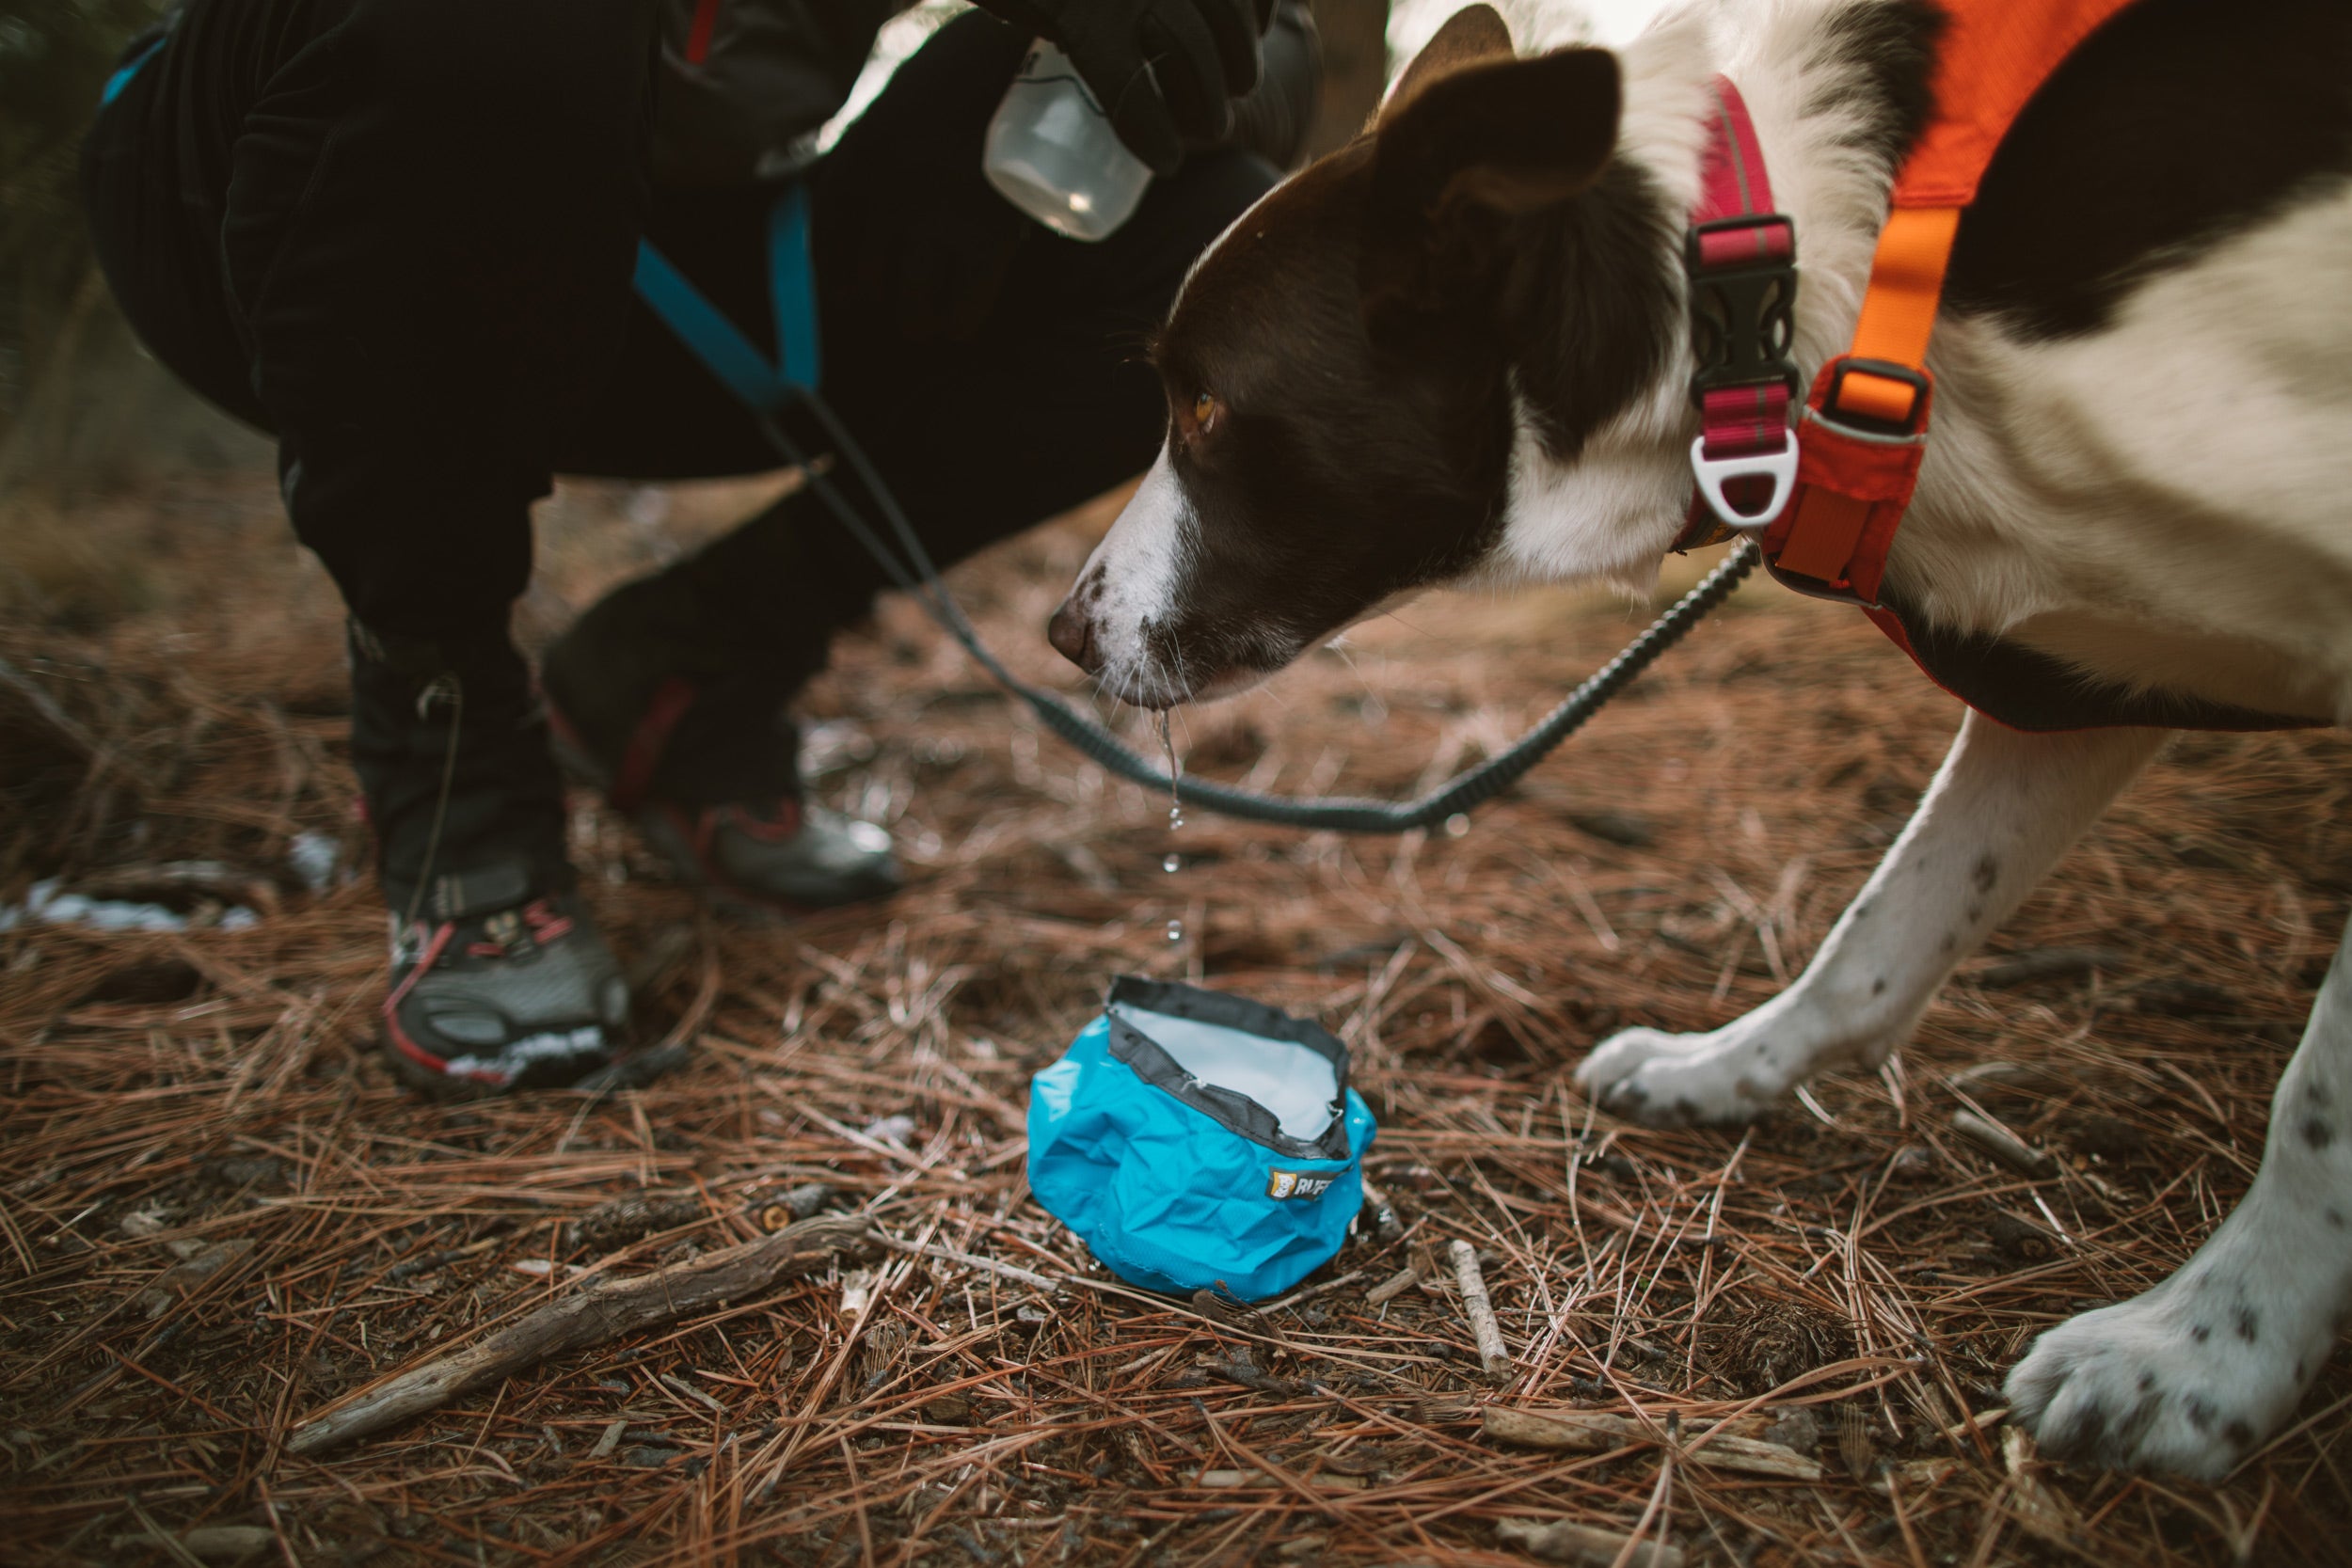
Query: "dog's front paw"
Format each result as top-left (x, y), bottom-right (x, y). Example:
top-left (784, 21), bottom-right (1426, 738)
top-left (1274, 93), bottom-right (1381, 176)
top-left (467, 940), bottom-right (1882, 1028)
top-left (1573, 1026), bottom-right (1778, 1126)
top-left (2007, 1291), bottom-right (2307, 1480)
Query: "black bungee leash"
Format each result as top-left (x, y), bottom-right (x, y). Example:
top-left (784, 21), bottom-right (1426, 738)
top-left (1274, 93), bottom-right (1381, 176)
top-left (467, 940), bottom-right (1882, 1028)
top-left (754, 393), bottom-right (1758, 833)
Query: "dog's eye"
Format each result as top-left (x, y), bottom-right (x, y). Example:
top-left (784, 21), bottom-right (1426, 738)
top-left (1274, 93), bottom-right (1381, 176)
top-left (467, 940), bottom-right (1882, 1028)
top-left (1192, 391), bottom-right (1219, 432)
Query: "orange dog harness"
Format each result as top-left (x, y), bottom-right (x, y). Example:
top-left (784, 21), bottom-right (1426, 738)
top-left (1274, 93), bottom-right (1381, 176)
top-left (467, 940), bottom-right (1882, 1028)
top-left (1762, 0), bottom-right (2142, 605)
top-left (1678, 0), bottom-right (2318, 732)
top-left (1686, 0), bottom-right (2142, 589)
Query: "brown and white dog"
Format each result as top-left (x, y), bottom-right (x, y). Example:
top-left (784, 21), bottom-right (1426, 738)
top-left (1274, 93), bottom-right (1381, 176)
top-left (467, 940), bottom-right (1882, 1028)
top-left (1045, 0), bottom-right (2352, 1478)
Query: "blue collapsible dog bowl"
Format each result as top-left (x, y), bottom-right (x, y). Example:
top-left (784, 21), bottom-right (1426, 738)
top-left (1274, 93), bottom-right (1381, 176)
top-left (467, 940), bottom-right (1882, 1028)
top-left (1028, 975), bottom-right (1376, 1302)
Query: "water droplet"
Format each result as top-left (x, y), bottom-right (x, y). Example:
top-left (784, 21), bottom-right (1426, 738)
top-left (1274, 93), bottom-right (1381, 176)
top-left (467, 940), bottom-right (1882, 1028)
top-left (1163, 853), bottom-right (1181, 874)
top-left (1445, 813), bottom-right (1471, 838)
top-left (1157, 710), bottom-right (1184, 831)
top-left (1166, 919), bottom-right (1184, 942)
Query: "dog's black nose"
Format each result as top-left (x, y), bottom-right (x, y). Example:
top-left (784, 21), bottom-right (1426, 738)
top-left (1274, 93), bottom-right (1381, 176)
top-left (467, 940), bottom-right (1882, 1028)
top-left (1047, 597), bottom-right (1098, 673)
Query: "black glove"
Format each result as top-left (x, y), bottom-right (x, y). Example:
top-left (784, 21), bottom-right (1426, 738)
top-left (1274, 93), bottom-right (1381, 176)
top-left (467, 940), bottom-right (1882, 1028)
top-left (1211, 0), bottom-right (1318, 167)
top-left (972, 0), bottom-right (1273, 174)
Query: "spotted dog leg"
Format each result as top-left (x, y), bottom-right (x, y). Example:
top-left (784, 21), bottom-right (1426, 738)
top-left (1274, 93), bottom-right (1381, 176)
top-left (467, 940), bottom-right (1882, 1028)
top-left (2008, 913), bottom-right (2352, 1479)
top-left (1574, 710), bottom-right (2166, 1124)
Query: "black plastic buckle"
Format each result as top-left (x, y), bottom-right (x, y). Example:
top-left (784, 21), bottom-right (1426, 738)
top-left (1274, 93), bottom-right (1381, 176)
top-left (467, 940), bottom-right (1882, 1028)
top-left (1821, 356), bottom-right (1931, 436)
top-left (1685, 215), bottom-right (1799, 406)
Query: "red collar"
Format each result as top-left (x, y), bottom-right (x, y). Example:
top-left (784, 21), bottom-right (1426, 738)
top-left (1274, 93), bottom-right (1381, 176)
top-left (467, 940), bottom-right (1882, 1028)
top-left (1674, 79), bottom-right (1800, 551)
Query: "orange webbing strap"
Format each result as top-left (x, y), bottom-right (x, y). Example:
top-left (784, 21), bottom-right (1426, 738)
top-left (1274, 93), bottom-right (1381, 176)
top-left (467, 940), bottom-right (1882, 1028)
top-left (1840, 206), bottom-right (1960, 420)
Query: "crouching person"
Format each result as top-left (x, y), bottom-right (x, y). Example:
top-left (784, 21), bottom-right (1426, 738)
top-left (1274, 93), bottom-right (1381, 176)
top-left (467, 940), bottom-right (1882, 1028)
top-left (82, 0), bottom-right (1316, 1088)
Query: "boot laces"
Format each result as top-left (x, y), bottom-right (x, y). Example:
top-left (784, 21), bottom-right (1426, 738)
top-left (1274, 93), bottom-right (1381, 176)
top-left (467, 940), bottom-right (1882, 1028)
top-left (461, 898), bottom-right (574, 960)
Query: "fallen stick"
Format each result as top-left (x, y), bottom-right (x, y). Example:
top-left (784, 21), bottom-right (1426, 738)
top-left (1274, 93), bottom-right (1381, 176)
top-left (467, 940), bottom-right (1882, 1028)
top-left (1263, 1264), bottom-right (1372, 1313)
top-left (1198, 1467), bottom-right (1366, 1492)
top-left (107, 1523), bottom-right (278, 1565)
top-left (1950, 1110), bottom-right (2057, 1178)
top-left (1364, 1259), bottom-right (1423, 1307)
top-left (1484, 1406), bottom-right (1822, 1481)
top-left (1496, 1517), bottom-right (1684, 1568)
top-left (1200, 1358), bottom-right (1303, 1399)
top-left (1449, 1239), bottom-right (1513, 1383)
top-left (286, 1214), bottom-right (872, 1456)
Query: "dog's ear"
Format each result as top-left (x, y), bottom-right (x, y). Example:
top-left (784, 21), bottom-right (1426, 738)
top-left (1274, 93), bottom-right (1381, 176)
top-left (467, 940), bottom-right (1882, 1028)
top-left (1379, 4), bottom-right (1516, 123)
top-left (1360, 46), bottom-right (1621, 349)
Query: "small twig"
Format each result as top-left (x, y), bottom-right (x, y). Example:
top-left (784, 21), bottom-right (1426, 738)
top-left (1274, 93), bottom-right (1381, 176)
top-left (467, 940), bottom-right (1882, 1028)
top-left (1484, 1406), bottom-right (1822, 1481)
top-left (1362, 1227), bottom-right (1439, 1307)
top-left (1496, 1517), bottom-right (1685, 1568)
top-left (660, 1372), bottom-right (726, 1413)
top-left (1449, 1239), bottom-right (1512, 1383)
top-left (2028, 1191), bottom-right (2076, 1248)
top-left (1364, 1259), bottom-right (1424, 1307)
top-left (871, 1233), bottom-right (1061, 1293)
top-left (0, 653), bottom-right (106, 762)
top-left (1263, 1265), bottom-right (1371, 1313)
top-left (1358, 1174), bottom-right (1405, 1244)
top-left (1950, 1110), bottom-right (2056, 1178)
top-left (286, 1214), bottom-right (871, 1455)
top-left (120, 1495), bottom-right (206, 1568)
top-left (1200, 1358), bottom-right (1302, 1399)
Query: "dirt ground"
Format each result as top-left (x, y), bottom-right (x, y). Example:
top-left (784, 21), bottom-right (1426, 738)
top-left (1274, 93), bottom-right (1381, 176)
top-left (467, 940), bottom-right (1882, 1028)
top-left (3, 465), bottom-right (2348, 1566)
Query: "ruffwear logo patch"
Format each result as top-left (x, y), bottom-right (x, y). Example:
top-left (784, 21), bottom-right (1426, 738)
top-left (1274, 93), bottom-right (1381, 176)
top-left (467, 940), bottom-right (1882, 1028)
top-left (1265, 1169), bottom-right (1337, 1201)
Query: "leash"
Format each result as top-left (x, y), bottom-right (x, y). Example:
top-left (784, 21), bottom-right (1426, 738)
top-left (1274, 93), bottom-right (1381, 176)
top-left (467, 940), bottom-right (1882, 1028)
top-left (632, 190), bottom-right (1756, 834)
top-left (749, 392), bottom-right (1757, 832)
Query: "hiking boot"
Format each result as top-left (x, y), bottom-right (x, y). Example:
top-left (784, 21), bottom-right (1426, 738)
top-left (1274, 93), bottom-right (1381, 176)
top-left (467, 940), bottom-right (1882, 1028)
top-left (629, 793), bottom-right (900, 911)
top-left (384, 864), bottom-right (628, 1091)
top-left (348, 621), bottom-right (628, 1089)
top-left (541, 568), bottom-right (900, 914)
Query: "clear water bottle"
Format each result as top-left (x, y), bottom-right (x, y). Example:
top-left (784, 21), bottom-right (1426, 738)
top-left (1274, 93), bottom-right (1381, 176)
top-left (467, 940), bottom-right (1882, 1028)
top-left (983, 40), bottom-right (1153, 242)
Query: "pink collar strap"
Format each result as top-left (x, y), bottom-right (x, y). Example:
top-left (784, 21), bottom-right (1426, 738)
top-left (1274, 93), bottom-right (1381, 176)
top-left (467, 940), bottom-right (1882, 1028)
top-left (1678, 77), bottom-right (1801, 546)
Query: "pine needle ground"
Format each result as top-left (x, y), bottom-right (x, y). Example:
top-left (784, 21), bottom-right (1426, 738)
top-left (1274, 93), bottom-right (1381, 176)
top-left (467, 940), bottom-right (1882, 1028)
top-left (4, 469), bottom-right (2347, 1565)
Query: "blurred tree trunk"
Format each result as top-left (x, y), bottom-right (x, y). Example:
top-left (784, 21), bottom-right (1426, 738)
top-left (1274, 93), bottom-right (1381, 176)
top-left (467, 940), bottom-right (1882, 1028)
top-left (0, 266), bottom-right (106, 492)
top-left (1305, 0), bottom-right (1388, 158)
top-left (1, 0), bottom-right (172, 458)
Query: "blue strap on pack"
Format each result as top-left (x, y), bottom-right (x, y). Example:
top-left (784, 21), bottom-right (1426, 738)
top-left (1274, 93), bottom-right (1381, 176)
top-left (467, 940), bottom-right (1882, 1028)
top-left (632, 182), bottom-right (821, 406)
top-left (100, 35), bottom-right (167, 107)
top-left (1029, 976), bottom-right (1376, 1302)
top-left (100, 24), bottom-right (824, 412)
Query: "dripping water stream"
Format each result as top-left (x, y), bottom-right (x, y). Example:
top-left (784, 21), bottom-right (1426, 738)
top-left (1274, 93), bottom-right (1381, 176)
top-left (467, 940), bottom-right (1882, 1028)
top-left (1157, 711), bottom-right (1184, 943)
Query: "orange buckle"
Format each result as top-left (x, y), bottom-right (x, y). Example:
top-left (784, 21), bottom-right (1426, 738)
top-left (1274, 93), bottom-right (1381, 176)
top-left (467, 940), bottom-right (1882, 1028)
top-left (1822, 356), bottom-right (1931, 436)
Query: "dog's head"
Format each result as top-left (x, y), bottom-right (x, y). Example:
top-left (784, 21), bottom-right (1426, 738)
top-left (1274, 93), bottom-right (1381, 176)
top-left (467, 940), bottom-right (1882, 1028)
top-left (1049, 4), bottom-right (1698, 707)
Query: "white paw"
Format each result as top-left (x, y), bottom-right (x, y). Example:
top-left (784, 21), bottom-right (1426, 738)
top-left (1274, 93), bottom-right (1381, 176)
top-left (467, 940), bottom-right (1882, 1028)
top-left (2007, 1287), bottom-right (2312, 1480)
top-left (1572, 1025), bottom-right (1781, 1126)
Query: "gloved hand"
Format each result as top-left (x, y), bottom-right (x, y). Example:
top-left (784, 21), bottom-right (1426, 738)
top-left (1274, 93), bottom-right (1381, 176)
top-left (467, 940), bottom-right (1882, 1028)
top-left (971, 0), bottom-right (1274, 174)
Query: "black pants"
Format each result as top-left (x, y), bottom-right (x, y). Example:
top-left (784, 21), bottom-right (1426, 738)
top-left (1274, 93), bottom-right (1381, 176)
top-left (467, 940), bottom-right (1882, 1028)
top-left (82, 0), bottom-right (1271, 693)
